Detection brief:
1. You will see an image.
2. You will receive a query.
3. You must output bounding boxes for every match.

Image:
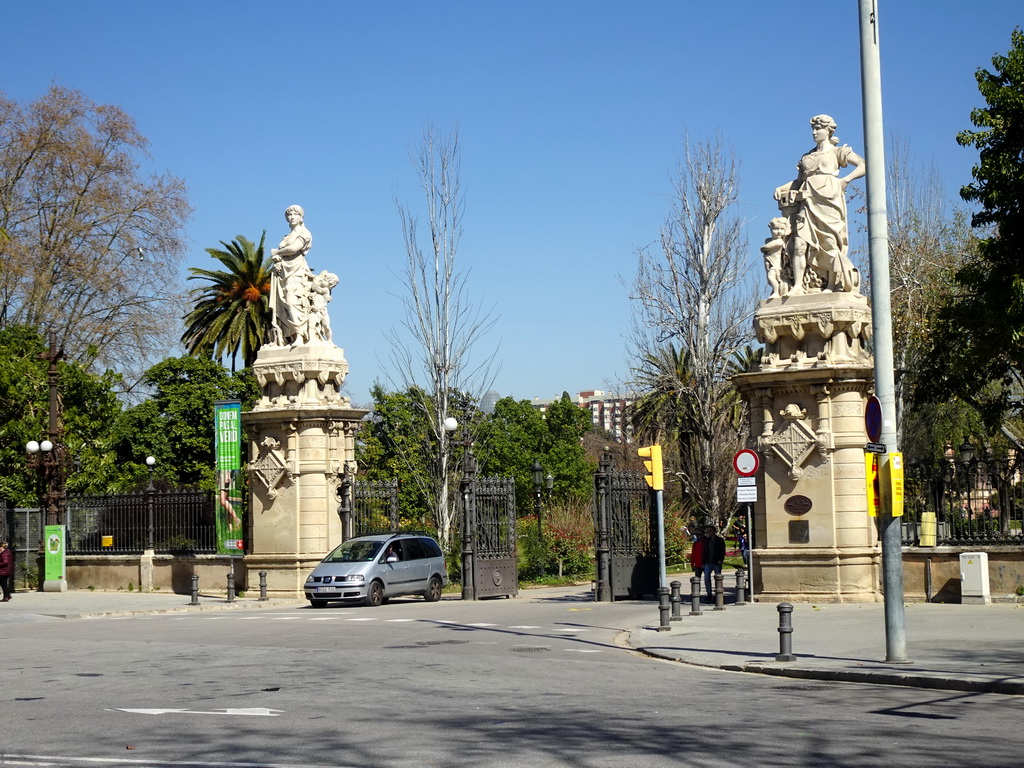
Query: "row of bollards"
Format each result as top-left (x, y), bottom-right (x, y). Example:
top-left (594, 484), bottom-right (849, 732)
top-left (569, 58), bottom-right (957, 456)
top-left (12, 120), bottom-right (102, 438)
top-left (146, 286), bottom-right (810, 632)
top-left (654, 572), bottom-right (798, 662)
top-left (659, 570), bottom-right (749, 631)
top-left (186, 570), bottom-right (269, 606)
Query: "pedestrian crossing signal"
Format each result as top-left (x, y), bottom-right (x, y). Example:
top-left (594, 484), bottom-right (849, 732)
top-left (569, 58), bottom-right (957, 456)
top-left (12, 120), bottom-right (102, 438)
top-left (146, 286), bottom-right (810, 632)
top-left (637, 445), bottom-right (663, 491)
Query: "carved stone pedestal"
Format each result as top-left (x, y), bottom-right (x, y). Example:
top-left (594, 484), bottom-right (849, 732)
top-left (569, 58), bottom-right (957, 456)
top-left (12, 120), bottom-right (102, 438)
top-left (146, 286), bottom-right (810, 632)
top-left (243, 343), bottom-right (368, 598)
top-left (734, 292), bottom-right (880, 603)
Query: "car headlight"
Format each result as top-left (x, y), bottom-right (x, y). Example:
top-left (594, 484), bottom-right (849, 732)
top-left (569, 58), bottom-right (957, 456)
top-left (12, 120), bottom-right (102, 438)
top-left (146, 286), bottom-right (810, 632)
top-left (305, 574), bottom-right (314, 584)
top-left (343, 574), bottom-right (364, 582)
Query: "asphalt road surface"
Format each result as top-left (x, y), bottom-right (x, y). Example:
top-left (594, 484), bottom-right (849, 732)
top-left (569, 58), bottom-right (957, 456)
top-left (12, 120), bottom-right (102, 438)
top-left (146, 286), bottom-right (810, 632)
top-left (1, 590), bottom-right (1022, 767)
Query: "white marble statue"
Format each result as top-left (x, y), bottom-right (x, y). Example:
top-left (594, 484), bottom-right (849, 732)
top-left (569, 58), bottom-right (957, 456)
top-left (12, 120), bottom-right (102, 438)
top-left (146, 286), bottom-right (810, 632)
top-left (268, 205), bottom-right (337, 347)
top-left (771, 115), bottom-right (865, 296)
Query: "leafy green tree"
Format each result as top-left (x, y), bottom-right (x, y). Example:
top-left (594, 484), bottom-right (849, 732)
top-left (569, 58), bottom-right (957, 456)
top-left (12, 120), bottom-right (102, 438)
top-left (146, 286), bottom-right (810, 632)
top-left (475, 393), bottom-right (594, 510)
top-left (112, 356), bottom-right (258, 489)
top-left (182, 234), bottom-right (271, 371)
top-left (920, 28), bottom-right (1024, 425)
top-left (0, 326), bottom-right (126, 505)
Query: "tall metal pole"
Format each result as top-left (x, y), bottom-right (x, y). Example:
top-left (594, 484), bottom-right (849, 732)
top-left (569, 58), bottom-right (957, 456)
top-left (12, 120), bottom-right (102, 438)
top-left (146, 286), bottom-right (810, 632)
top-left (858, 0), bottom-right (908, 663)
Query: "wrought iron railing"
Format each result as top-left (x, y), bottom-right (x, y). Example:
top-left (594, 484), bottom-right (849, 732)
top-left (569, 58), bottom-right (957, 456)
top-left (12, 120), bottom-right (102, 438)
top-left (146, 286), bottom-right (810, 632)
top-left (353, 479), bottom-right (399, 537)
top-left (902, 458), bottom-right (1024, 546)
top-left (66, 490), bottom-right (217, 554)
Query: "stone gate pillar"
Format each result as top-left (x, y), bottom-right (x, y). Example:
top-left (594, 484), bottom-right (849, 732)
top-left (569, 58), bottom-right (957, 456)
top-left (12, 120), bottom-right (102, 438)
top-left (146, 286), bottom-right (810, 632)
top-left (243, 345), bottom-right (368, 597)
top-left (733, 292), bottom-right (881, 602)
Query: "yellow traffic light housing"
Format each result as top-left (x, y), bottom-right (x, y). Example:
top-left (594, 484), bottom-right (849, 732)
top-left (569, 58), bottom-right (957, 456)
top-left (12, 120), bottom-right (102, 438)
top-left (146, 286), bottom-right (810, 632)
top-left (637, 445), bottom-right (663, 491)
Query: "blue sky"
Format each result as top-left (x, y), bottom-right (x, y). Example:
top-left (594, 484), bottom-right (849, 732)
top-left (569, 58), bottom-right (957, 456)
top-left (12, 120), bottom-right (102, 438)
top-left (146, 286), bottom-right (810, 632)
top-left (5, 2), bottom-right (1021, 408)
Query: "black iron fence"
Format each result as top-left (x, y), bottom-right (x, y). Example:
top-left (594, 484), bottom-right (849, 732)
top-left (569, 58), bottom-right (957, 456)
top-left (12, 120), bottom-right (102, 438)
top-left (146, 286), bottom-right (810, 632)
top-left (902, 458), bottom-right (1024, 546)
top-left (353, 479), bottom-right (400, 537)
top-left (67, 489), bottom-right (217, 554)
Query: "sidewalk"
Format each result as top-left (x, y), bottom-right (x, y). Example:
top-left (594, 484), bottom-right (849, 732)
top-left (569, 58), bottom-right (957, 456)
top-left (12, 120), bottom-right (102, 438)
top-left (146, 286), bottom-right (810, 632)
top-left (0, 589), bottom-right (304, 621)
top-left (629, 599), bottom-right (1024, 695)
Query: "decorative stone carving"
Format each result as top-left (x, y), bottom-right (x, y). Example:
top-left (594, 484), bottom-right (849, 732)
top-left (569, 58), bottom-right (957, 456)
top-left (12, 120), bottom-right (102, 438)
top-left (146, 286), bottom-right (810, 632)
top-left (760, 403), bottom-right (830, 481)
top-left (250, 435), bottom-right (292, 499)
top-left (770, 115), bottom-right (866, 296)
top-left (267, 205), bottom-right (339, 348)
top-left (756, 292), bottom-right (873, 369)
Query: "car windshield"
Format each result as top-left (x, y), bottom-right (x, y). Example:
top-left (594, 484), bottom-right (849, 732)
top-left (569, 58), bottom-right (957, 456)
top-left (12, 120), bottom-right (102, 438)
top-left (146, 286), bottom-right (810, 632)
top-left (325, 540), bottom-right (383, 562)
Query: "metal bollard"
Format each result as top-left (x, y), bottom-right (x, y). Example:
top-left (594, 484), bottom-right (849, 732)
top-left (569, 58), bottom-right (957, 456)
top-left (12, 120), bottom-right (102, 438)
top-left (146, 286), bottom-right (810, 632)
top-left (776, 602), bottom-right (796, 661)
top-left (258, 570), bottom-right (268, 601)
top-left (189, 574), bottom-right (200, 606)
top-left (669, 580), bottom-right (682, 621)
top-left (689, 575), bottom-right (703, 616)
top-left (657, 586), bottom-right (671, 632)
top-left (714, 572), bottom-right (725, 610)
top-left (735, 568), bottom-right (747, 606)
top-left (227, 571), bottom-right (236, 603)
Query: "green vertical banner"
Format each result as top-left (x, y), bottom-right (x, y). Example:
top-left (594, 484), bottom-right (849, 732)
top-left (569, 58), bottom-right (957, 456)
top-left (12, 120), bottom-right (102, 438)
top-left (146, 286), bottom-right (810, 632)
top-left (44, 525), bottom-right (66, 582)
top-left (214, 400), bottom-right (244, 555)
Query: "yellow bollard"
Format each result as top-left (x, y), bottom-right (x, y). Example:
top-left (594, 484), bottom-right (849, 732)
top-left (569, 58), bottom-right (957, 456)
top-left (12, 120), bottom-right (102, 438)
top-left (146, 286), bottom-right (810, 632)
top-left (919, 511), bottom-right (936, 547)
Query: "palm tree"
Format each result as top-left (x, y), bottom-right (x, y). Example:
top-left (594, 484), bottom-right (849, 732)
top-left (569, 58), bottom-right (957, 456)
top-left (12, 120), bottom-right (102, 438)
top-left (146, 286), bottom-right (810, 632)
top-left (181, 233), bottom-right (271, 370)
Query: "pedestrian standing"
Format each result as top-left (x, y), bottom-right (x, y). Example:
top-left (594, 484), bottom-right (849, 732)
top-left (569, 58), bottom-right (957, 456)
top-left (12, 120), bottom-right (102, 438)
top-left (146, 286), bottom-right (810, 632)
top-left (702, 526), bottom-right (726, 601)
top-left (0, 541), bottom-right (14, 601)
top-left (689, 533), bottom-right (705, 579)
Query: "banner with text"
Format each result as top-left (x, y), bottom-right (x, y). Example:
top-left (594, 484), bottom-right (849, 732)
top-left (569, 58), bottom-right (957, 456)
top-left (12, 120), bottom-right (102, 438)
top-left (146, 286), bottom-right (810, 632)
top-left (214, 400), bottom-right (244, 555)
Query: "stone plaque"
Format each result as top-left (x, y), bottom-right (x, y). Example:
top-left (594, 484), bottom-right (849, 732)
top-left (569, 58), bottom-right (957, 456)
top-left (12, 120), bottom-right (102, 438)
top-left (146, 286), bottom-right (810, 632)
top-left (788, 520), bottom-right (810, 544)
top-left (784, 495), bottom-right (813, 515)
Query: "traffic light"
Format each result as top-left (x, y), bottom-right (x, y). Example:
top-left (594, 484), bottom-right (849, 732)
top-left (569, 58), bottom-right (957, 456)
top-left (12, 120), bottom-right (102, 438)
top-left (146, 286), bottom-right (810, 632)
top-left (637, 445), bottom-right (663, 491)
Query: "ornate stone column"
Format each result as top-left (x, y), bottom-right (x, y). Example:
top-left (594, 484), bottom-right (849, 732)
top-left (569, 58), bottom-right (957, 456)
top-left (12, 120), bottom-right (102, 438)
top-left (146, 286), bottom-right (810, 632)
top-left (733, 292), bottom-right (880, 602)
top-left (243, 344), bottom-right (368, 597)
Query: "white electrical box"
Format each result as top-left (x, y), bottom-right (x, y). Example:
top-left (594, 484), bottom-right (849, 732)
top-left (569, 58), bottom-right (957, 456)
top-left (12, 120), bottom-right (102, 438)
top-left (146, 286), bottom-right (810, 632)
top-left (959, 552), bottom-right (991, 605)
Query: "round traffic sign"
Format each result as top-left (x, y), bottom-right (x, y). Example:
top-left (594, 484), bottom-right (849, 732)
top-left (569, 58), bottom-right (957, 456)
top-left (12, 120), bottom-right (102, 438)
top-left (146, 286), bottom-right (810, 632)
top-left (865, 395), bottom-right (882, 443)
top-left (733, 449), bottom-right (760, 476)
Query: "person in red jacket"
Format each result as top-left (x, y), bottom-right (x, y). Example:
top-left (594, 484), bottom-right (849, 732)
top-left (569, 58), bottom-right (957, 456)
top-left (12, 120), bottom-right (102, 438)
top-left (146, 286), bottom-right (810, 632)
top-left (0, 541), bottom-right (14, 601)
top-left (689, 534), bottom-right (705, 579)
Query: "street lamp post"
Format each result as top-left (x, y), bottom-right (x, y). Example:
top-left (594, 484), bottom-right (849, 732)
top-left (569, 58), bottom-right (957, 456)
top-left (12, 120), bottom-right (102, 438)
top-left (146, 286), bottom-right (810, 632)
top-left (145, 456), bottom-right (156, 550)
top-left (532, 459), bottom-right (545, 578)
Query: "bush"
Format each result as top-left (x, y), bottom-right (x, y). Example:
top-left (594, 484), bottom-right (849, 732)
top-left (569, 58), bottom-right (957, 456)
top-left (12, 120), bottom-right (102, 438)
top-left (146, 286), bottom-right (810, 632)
top-left (517, 498), bottom-right (594, 579)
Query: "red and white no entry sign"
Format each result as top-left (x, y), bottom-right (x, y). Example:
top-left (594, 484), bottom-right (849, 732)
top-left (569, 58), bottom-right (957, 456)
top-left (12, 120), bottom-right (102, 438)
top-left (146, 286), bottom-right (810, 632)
top-left (733, 449), bottom-right (760, 477)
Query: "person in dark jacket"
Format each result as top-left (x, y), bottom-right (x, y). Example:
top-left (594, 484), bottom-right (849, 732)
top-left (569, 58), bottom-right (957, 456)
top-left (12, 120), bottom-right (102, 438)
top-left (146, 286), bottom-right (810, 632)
top-left (701, 526), bottom-right (726, 601)
top-left (0, 541), bottom-right (14, 601)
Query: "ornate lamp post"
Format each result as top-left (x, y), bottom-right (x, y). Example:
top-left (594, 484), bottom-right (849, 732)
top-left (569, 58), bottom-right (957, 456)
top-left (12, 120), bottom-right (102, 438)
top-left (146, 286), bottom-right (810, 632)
top-left (532, 459), bottom-right (547, 578)
top-left (145, 456), bottom-right (156, 550)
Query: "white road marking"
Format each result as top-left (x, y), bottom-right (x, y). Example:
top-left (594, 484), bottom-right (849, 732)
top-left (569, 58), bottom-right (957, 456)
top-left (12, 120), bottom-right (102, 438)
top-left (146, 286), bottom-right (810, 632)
top-left (564, 649), bottom-right (602, 653)
top-left (552, 628), bottom-right (587, 633)
top-left (347, 617), bottom-right (377, 621)
top-left (384, 618), bottom-right (415, 622)
top-left (110, 707), bottom-right (283, 716)
top-left (271, 616), bottom-right (304, 620)
top-left (467, 622), bottom-right (496, 627)
top-left (508, 625), bottom-right (542, 629)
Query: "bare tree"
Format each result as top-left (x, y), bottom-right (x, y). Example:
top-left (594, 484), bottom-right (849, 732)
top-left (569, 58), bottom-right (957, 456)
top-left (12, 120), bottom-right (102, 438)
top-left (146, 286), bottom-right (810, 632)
top-left (386, 126), bottom-right (497, 551)
top-left (628, 135), bottom-right (753, 526)
top-left (0, 85), bottom-right (191, 388)
top-left (886, 137), bottom-right (976, 439)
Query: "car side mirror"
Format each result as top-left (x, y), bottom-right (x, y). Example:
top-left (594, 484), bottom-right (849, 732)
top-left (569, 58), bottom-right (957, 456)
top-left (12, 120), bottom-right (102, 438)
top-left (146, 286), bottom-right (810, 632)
top-left (386, 554), bottom-right (399, 564)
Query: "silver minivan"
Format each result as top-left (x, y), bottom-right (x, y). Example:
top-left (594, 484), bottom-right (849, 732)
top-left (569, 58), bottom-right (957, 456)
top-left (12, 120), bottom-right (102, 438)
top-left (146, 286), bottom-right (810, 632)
top-left (304, 533), bottom-right (447, 607)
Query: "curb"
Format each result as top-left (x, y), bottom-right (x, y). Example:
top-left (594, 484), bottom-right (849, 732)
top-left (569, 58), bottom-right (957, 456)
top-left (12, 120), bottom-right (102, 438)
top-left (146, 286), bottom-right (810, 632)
top-left (635, 644), bottom-right (1024, 696)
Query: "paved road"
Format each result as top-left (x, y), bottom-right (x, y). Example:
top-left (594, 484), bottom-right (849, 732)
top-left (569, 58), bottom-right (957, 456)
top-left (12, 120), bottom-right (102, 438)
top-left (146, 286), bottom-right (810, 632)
top-left (1, 589), bottom-right (1022, 767)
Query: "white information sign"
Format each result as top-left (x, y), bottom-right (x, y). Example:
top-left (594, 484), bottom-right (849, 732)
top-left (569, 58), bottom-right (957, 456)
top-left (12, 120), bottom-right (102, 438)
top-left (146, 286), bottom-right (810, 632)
top-left (736, 486), bottom-right (758, 502)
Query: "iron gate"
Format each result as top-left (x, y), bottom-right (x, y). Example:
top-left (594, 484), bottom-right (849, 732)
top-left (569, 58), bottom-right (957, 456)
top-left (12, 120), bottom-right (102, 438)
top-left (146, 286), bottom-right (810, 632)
top-left (352, 479), bottom-right (399, 537)
top-left (460, 451), bottom-right (518, 599)
top-left (594, 453), bottom-right (658, 601)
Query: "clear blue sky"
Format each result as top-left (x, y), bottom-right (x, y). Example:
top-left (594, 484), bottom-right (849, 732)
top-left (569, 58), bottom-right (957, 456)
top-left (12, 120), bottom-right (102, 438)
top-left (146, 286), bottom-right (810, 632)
top-left (5, 2), bottom-right (1021, 408)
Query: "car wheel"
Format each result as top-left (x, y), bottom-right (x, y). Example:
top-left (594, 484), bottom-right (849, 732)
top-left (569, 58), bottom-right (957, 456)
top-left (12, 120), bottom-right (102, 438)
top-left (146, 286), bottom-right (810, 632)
top-left (366, 580), bottom-right (385, 607)
top-left (424, 576), bottom-right (443, 602)
top-left (309, 599), bottom-right (327, 608)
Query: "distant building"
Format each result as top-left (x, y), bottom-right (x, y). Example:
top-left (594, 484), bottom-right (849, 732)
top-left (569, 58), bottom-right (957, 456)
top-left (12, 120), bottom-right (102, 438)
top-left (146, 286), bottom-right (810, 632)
top-left (531, 390), bottom-right (635, 442)
top-left (480, 389), bottom-right (501, 414)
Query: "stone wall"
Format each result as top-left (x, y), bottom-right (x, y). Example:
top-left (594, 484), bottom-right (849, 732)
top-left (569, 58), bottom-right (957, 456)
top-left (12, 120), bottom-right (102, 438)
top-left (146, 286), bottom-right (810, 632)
top-left (902, 547), bottom-right (1024, 603)
top-left (67, 554), bottom-right (248, 595)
